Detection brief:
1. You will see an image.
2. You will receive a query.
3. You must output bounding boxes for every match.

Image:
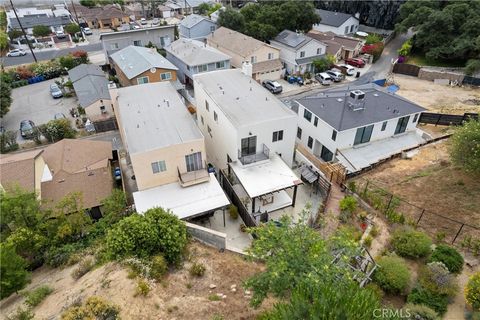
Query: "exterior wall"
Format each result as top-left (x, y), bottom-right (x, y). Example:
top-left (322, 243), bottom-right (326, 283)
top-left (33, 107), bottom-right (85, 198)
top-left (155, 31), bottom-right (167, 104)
top-left (98, 16), bottom-right (130, 29)
top-left (101, 27), bottom-right (175, 58)
top-left (130, 138), bottom-right (206, 191)
top-left (85, 99), bottom-right (114, 119)
top-left (34, 156), bottom-right (45, 199)
top-left (185, 222), bottom-right (226, 249)
top-left (270, 39), bottom-right (326, 74)
top-left (180, 19), bottom-right (216, 40)
top-left (312, 17), bottom-right (359, 35)
top-left (254, 69), bottom-right (282, 82)
top-left (113, 61), bottom-right (177, 86)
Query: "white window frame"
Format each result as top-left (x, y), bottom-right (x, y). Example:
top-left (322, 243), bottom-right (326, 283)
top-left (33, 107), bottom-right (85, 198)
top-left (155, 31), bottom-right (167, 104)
top-left (133, 40), bottom-right (142, 46)
top-left (151, 160), bottom-right (167, 174)
top-left (160, 72), bottom-right (172, 80)
top-left (110, 42), bottom-right (119, 50)
top-left (215, 61), bottom-right (225, 69)
top-left (300, 51), bottom-right (305, 58)
top-left (268, 52), bottom-right (274, 60)
top-left (137, 76), bottom-right (149, 84)
top-left (198, 64), bottom-right (208, 72)
top-left (251, 56), bottom-right (257, 63)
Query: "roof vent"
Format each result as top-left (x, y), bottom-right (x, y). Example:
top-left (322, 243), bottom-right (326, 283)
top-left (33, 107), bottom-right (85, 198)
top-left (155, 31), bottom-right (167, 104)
top-left (236, 97), bottom-right (239, 100)
top-left (337, 98), bottom-right (343, 102)
top-left (373, 93), bottom-right (379, 97)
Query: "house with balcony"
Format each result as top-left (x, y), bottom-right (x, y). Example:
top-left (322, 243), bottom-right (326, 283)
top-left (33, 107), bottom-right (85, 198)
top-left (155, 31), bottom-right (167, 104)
top-left (294, 84), bottom-right (428, 173)
top-left (165, 38), bottom-right (231, 86)
top-left (193, 69), bottom-right (302, 218)
top-left (270, 29), bottom-right (327, 75)
top-left (112, 81), bottom-right (229, 219)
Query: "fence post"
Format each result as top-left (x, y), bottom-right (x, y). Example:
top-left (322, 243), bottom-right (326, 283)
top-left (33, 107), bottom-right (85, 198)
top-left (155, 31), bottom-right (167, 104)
top-left (384, 194), bottom-right (394, 214)
top-left (452, 223), bottom-right (465, 245)
top-left (416, 209), bottom-right (425, 226)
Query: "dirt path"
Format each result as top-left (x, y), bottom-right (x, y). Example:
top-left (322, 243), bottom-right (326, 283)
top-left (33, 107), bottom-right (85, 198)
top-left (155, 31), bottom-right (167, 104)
top-left (320, 184), bottom-right (344, 238)
top-left (444, 266), bottom-right (478, 320)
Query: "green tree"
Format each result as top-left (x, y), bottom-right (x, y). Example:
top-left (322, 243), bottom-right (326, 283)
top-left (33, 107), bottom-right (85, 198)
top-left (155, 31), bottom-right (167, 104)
top-left (8, 29), bottom-right (23, 40)
top-left (0, 31), bottom-right (8, 51)
top-left (5, 228), bottom-right (48, 268)
top-left (0, 243), bottom-right (29, 299)
top-left (197, 2), bottom-right (211, 15)
top-left (80, 0), bottom-right (97, 7)
top-left (39, 119), bottom-right (76, 143)
top-left (32, 25), bottom-right (51, 37)
top-left (64, 23), bottom-right (81, 35)
top-left (365, 33), bottom-right (382, 45)
top-left (218, 8), bottom-right (245, 32)
top-left (450, 120), bottom-right (480, 174)
top-left (465, 272), bottom-right (480, 311)
top-left (465, 59), bottom-right (480, 76)
top-left (0, 78), bottom-right (12, 117)
top-left (0, 189), bottom-right (42, 235)
top-left (313, 57), bottom-right (333, 72)
top-left (0, 131), bottom-right (19, 153)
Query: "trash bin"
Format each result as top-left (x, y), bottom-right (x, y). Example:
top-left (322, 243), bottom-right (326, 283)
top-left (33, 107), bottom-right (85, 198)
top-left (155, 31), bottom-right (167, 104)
top-left (356, 71), bottom-right (361, 78)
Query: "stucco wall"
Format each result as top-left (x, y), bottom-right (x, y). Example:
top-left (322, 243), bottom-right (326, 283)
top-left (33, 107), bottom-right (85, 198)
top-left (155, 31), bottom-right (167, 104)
top-left (185, 222), bottom-right (226, 250)
top-left (85, 99), bottom-right (114, 119)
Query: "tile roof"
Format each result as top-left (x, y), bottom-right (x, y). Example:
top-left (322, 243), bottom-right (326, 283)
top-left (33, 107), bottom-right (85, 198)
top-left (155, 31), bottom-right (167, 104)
top-left (110, 45), bottom-right (178, 79)
top-left (307, 30), bottom-right (362, 51)
top-left (0, 149), bottom-right (43, 193)
top-left (165, 38), bottom-right (231, 66)
top-left (315, 9), bottom-right (357, 27)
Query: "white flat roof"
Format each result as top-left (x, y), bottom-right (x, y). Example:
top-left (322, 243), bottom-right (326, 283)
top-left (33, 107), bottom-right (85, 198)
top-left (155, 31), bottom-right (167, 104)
top-left (230, 154), bottom-right (302, 198)
top-left (193, 69), bottom-right (297, 128)
top-left (133, 173), bottom-right (230, 219)
top-left (115, 82), bottom-right (203, 154)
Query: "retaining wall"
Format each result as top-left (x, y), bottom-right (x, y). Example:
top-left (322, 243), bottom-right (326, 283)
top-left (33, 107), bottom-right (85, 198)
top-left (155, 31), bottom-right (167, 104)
top-left (185, 222), bottom-right (226, 250)
top-left (418, 68), bottom-right (465, 83)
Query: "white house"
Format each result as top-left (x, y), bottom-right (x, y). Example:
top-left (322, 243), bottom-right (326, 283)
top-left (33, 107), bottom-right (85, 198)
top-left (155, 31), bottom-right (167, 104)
top-left (193, 69), bottom-right (302, 216)
top-left (294, 84), bottom-right (427, 173)
top-left (313, 9), bottom-right (359, 36)
top-left (270, 29), bottom-right (327, 75)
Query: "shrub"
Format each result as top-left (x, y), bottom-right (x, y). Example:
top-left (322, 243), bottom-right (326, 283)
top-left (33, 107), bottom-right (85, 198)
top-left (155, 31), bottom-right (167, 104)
top-left (61, 296), bottom-right (120, 320)
top-left (365, 283), bottom-right (384, 300)
top-left (0, 131), bottom-right (19, 153)
top-left (23, 285), bottom-right (53, 307)
top-left (208, 294), bottom-right (221, 301)
top-left (44, 243), bottom-right (83, 267)
top-left (71, 257), bottom-right (95, 280)
top-left (339, 196), bottom-right (357, 213)
top-left (6, 307), bottom-right (34, 320)
top-left (365, 33), bottom-right (383, 45)
top-left (189, 262), bottom-right (206, 277)
top-left (465, 272), bottom-right (480, 311)
top-left (39, 119), bottom-right (76, 143)
top-left (407, 286), bottom-right (449, 315)
top-left (419, 262), bottom-right (458, 298)
top-left (150, 255), bottom-right (168, 280)
top-left (363, 235), bottom-right (373, 248)
top-left (228, 204), bottom-right (239, 220)
top-left (391, 227), bottom-right (432, 258)
top-left (0, 244), bottom-right (29, 299)
top-left (403, 303), bottom-right (440, 320)
top-left (450, 120), bottom-right (480, 174)
top-left (428, 245), bottom-right (464, 274)
top-left (373, 255), bottom-right (411, 294)
top-left (135, 279), bottom-right (150, 297)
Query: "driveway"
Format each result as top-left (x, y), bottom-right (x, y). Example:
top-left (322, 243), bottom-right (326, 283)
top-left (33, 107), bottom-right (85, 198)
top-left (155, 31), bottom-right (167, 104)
top-left (1, 78), bottom-right (79, 143)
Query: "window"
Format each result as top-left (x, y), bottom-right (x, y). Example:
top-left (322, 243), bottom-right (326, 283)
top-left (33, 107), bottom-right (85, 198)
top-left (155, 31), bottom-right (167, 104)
top-left (381, 121), bottom-right (387, 131)
top-left (354, 125), bottom-right (374, 145)
top-left (210, 25), bottom-right (216, 32)
top-left (207, 125), bottom-right (212, 137)
top-left (395, 116), bottom-right (410, 134)
top-left (100, 105), bottom-right (106, 113)
top-left (320, 146), bottom-right (333, 162)
top-left (303, 109), bottom-right (312, 122)
top-left (350, 25), bottom-right (354, 33)
top-left (300, 51), bottom-right (305, 58)
top-left (313, 116), bottom-right (318, 127)
top-left (133, 40), bottom-right (142, 46)
top-left (272, 130), bottom-right (284, 142)
top-left (205, 100), bottom-right (209, 111)
top-left (151, 160), bottom-right (167, 174)
top-left (268, 52), bottom-right (274, 60)
top-left (160, 72), bottom-right (172, 80)
top-left (316, 48), bottom-right (321, 55)
top-left (297, 127), bottom-right (302, 139)
top-left (110, 42), bottom-right (119, 50)
top-left (198, 64), bottom-right (208, 72)
top-left (215, 61), bottom-right (225, 69)
top-left (307, 136), bottom-right (313, 148)
top-left (214, 111), bottom-right (218, 122)
top-left (160, 36), bottom-right (165, 46)
top-left (137, 76), bottom-right (149, 84)
top-left (331, 130), bottom-right (337, 141)
top-left (200, 115), bottom-right (204, 125)
top-left (251, 56), bottom-right (257, 63)
top-left (344, 26), bottom-right (349, 34)
top-left (241, 136), bottom-right (257, 156)
top-left (185, 152), bottom-right (203, 172)
top-left (413, 113), bottom-right (419, 123)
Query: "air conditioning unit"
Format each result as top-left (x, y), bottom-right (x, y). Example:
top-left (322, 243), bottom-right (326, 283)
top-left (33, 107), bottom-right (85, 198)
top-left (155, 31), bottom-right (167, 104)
top-left (350, 90), bottom-right (365, 101)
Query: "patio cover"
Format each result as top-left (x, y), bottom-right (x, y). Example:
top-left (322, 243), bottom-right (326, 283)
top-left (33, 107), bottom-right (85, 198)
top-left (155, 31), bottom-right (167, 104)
top-left (133, 173), bottom-right (229, 219)
top-left (230, 154), bottom-right (302, 199)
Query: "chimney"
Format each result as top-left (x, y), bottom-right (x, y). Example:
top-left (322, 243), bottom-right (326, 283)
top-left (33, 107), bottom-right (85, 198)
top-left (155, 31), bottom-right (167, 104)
top-left (241, 61), bottom-right (253, 78)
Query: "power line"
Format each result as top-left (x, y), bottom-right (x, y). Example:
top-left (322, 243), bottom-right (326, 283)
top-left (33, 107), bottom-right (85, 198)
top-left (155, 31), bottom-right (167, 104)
top-left (9, 0), bottom-right (37, 62)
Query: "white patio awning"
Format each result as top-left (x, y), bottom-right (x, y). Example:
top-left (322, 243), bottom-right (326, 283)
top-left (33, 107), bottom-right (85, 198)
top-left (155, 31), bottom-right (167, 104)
top-left (229, 154), bottom-right (302, 199)
top-left (133, 173), bottom-right (230, 219)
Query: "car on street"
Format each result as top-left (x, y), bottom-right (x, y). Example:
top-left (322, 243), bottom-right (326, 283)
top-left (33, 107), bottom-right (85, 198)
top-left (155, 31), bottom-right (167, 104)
top-left (7, 49), bottom-right (27, 57)
top-left (82, 27), bottom-right (93, 35)
top-left (140, 18), bottom-right (147, 25)
top-left (315, 72), bottom-right (333, 85)
top-left (262, 80), bottom-right (283, 94)
top-left (50, 83), bottom-right (63, 98)
top-left (54, 113), bottom-right (67, 120)
top-left (55, 30), bottom-right (66, 39)
top-left (326, 69), bottom-right (344, 82)
top-left (152, 18), bottom-right (160, 25)
top-left (345, 58), bottom-right (365, 68)
top-left (20, 120), bottom-right (36, 138)
top-left (335, 64), bottom-right (356, 76)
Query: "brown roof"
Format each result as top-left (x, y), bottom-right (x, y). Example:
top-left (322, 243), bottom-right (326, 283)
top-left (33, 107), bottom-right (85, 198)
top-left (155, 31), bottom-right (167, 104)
top-left (207, 27), bottom-right (278, 58)
top-left (252, 59), bottom-right (283, 74)
top-left (307, 30), bottom-right (362, 51)
top-left (40, 139), bottom-right (113, 209)
top-left (0, 149), bottom-right (43, 193)
top-left (69, 4), bottom-right (127, 21)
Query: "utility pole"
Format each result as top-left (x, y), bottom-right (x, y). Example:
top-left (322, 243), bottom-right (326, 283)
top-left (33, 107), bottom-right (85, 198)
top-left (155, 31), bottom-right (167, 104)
top-left (70, 0), bottom-right (80, 24)
top-left (9, 0), bottom-right (37, 62)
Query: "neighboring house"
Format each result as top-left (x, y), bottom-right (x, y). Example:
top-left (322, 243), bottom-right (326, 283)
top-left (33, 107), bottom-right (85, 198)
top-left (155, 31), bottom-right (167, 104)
top-left (209, 7), bottom-right (225, 23)
top-left (158, 5), bottom-right (174, 18)
top-left (110, 45), bottom-right (178, 87)
top-left (70, 4), bottom-right (130, 29)
top-left (8, 14), bottom-right (71, 35)
top-left (99, 25), bottom-right (175, 59)
top-left (112, 82), bottom-right (230, 219)
top-left (165, 0), bottom-right (210, 15)
top-left (68, 64), bottom-right (112, 121)
top-left (125, 2), bottom-right (148, 20)
top-left (313, 9), bottom-right (359, 36)
top-left (165, 38), bottom-right (230, 86)
top-left (0, 149), bottom-right (52, 199)
top-left (193, 69), bottom-right (302, 216)
top-left (294, 84), bottom-right (427, 173)
top-left (270, 29), bottom-right (327, 75)
top-left (307, 30), bottom-right (363, 60)
top-left (179, 14), bottom-right (216, 40)
top-left (164, 1), bottom-right (183, 15)
top-left (52, 4), bottom-right (71, 18)
top-left (206, 27), bottom-right (283, 82)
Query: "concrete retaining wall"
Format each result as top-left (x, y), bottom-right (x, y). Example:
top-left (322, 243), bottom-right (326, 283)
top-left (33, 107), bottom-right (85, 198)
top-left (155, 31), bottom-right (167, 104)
top-left (186, 222), bottom-right (226, 250)
top-left (418, 68), bottom-right (465, 83)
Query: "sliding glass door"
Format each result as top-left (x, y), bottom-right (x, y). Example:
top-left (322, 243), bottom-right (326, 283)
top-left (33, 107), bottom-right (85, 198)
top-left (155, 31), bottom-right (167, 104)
top-left (185, 152), bottom-right (203, 172)
top-left (395, 116), bottom-right (410, 135)
top-left (354, 125), bottom-right (374, 145)
top-left (241, 136), bottom-right (257, 157)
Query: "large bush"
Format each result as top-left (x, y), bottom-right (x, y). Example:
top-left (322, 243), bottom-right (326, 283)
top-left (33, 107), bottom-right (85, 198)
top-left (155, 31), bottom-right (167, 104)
top-left (428, 245), bottom-right (464, 274)
top-left (403, 303), bottom-right (440, 320)
top-left (373, 255), bottom-right (411, 294)
top-left (391, 227), bottom-right (432, 258)
top-left (465, 272), bottom-right (480, 311)
top-left (450, 120), bottom-right (480, 174)
top-left (407, 286), bottom-right (449, 315)
top-left (0, 243), bottom-right (29, 299)
top-left (61, 296), bottom-right (120, 320)
top-left (39, 119), bottom-right (76, 143)
top-left (419, 262), bottom-right (458, 298)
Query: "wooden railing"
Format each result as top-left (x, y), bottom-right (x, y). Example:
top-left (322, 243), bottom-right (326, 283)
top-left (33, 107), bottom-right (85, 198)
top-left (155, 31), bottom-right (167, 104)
top-left (296, 143), bottom-right (346, 185)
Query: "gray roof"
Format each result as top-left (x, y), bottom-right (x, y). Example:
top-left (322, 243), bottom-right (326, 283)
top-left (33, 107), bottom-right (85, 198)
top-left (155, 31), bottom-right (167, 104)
top-left (296, 83), bottom-right (426, 131)
top-left (273, 30), bottom-right (310, 49)
top-left (71, 75), bottom-right (110, 108)
top-left (193, 69), bottom-right (296, 128)
top-left (115, 82), bottom-right (203, 154)
top-left (68, 64), bottom-right (104, 83)
top-left (110, 46), bottom-right (178, 80)
top-left (99, 25), bottom-right (174, 39)
top-left (180, 14), bottom-right (213, 29)
top-left (165, 38), bottom-right (230, 66)
top-left (9, 14), bottom-right (71, 29)
top-left (315, 9), bottom-right (357, 27)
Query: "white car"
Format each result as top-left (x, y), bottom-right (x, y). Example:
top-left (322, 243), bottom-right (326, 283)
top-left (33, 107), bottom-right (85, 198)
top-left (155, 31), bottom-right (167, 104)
top-left (55, 30), bottom-right (66, 39)
top-left (7, 49), bottom-right (27, 57)
top-left (82, 27), bottom-right (93, 35)
top-left (140, 18), bottom-right (147, 25)
top-left (336, 64), bottom-right (356, 76)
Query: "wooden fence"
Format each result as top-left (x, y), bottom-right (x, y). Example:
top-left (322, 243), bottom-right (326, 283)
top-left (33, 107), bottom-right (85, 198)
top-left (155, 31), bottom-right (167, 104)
top-left (296, 143), bottom-right (346, 185)
top-left (392, 63), bottom-right (421, 77)
top-left (418, 112), bottom-right (478, 126)
top-left (93, 117), bottom-right (118, 133)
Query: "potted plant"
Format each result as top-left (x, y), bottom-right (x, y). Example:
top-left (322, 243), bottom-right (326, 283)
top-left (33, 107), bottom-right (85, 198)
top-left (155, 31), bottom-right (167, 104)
top-left (228, 204), bottom-right (239, 220)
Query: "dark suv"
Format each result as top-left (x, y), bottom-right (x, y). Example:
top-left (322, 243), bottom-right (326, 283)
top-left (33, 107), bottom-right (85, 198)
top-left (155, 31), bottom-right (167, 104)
top-left (20, 120), bottom-right (36, 138)
top-left (262, 80), bottom-right (283, 94)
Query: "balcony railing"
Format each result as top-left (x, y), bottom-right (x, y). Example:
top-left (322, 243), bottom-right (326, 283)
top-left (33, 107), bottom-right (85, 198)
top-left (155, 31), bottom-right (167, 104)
top-left (177, 161), bottom-right (210, 187)
top-left (238, 144), bottom-right (270, 165)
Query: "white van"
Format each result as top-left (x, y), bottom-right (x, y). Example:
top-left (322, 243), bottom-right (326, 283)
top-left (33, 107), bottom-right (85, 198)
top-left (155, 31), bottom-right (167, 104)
top-left (315, 72), bottom-right (333, 85)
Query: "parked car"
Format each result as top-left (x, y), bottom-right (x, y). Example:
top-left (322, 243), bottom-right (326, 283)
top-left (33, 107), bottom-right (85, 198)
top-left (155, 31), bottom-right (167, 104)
top-left (262, 80), bottom-right (283, 94)
top-left (7, 49), bottom-right (27, 57)
top-left (55, 30), bottom-right (66, 39)
top-left (82, 27), bottom-right (93, 35)
top-left (315, 72), bottom-right (333, 85)
top-left (140, 18), bottom-right (147, 25)
top-left (50, 83), bottom-right (63, 98)
top-left (335, 64), bottom-right (356, 76)
top-left (152, 18), bottom-right (160, 25)
top-left (54, 113), bottom-right (66, 120)
top-left (326, 69), bottom-right (344, 82)
top-left (345, 58), bottom-right (365, 68)
top-left (114, 167), bottom-right (122, 181)
top-left (20, 120), bottom-right (35, 138)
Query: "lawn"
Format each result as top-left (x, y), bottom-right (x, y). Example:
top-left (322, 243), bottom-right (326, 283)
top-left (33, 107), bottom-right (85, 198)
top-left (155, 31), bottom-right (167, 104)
top-left (406, 53), bottom-right (466, 68)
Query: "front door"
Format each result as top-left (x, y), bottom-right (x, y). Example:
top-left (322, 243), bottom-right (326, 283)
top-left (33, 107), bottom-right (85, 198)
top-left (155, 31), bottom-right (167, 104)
top-left (241, 136), bottom-right (257, 157)
top-left (395, 116), bottom-right (410, 135)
